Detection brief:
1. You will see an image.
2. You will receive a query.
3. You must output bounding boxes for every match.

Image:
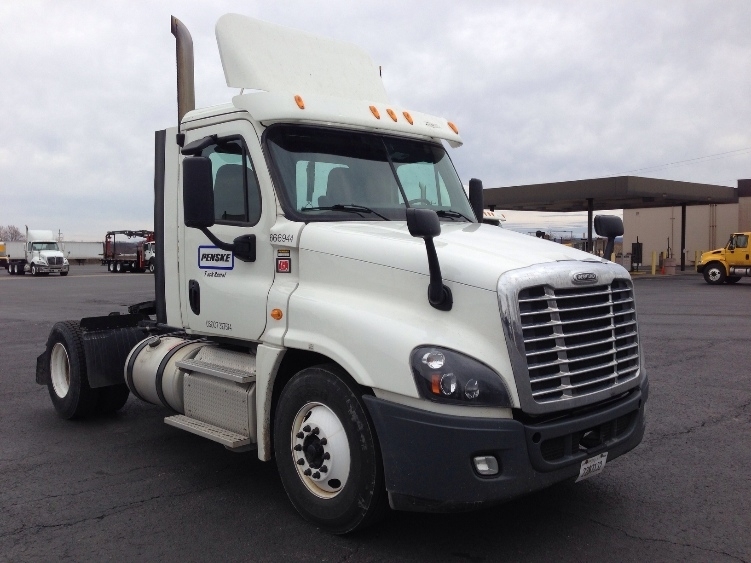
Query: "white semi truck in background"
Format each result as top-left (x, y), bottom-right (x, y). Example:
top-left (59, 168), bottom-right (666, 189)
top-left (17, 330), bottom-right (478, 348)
top-left (35, 14), bottom-right (647, 533)
top-left (6, 228), bottom-right (69, 276)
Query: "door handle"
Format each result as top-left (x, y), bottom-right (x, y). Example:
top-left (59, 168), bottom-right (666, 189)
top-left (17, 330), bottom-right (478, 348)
top-left (188, 279), bottom-right (200, 315)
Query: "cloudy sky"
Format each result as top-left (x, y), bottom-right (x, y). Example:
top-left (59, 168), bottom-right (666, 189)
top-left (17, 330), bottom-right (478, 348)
top-left (1, 1), bottom-right (749, 240)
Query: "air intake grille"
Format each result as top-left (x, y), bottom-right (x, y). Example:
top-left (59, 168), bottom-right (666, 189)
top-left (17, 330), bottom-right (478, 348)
top-left (47, 257), bottom-right (62, 266)
top-left (518, 280), bottom-right (639, 404)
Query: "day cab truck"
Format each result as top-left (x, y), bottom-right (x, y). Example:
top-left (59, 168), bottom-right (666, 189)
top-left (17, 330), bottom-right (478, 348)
top-left (34, 14), bottom-right (647, 533)
top-left (696, 232), bottom-right (751, 284)
top-left (7, 228), bottom-right (69, 276)
top-left (103, 230), bottom-right (155, 273)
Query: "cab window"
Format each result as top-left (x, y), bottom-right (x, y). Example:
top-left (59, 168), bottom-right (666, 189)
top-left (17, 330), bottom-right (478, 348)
top-left (200, 139), bottom-right (262, 226)
top-left (735, 235), bottom-right (748, 248)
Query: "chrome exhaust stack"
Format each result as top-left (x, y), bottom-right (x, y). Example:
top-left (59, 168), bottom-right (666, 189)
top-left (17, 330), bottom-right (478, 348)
top-left (170, 16), bottom-right (195, 126)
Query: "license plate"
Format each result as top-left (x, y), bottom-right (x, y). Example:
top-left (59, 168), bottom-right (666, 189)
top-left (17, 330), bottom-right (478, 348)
top-left (576, 452), bottom-right (608, 482)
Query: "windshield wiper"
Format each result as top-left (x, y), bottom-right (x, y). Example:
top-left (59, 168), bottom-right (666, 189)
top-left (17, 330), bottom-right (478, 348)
top-left (436, 209), bottom-right (473, 222)
top-left (301, 204), bottom-right (388, 220)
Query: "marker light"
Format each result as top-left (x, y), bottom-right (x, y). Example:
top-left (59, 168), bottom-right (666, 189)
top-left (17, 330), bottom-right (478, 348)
top-left (270, 308), bottom-right (283, 320)
top-left (386, 108), bottom-right (398, 122)
top-left (402, 111), bottom-right (414, 125)
top-left (448, 121), bottom-right (459, 134)
top-left (369, 105), bottom-right (381, 119)
top-left (464, 379), bottom-right (480, 400)
top-left (294, 95), bottom-right (305, 109)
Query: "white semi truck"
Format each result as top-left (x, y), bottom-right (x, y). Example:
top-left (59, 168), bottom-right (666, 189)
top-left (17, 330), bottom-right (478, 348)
top-left (7, 228), bottom-right (69, 276)
top-left (35, 14), bottom-right (647, 533)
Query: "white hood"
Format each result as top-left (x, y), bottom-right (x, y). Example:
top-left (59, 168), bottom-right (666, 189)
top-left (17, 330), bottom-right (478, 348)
top-left (39, 249), bottom-right (64, 261)
top-left (299, 221), bottom-right (605, 291)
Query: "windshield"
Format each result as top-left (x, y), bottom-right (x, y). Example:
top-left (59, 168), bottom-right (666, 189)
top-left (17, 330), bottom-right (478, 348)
top-left (31, 242), bottom-right (59, 251)
top-left (266, 125), bottom-right (475, 222)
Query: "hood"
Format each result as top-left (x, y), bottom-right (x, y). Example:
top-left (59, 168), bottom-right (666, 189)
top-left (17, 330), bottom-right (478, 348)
top-left (299, 221), bottom-right (607, 291)
top-left (39, 249), bottom-right (64, 260)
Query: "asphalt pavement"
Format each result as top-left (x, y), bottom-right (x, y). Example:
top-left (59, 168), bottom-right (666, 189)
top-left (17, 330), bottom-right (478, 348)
top-left (1, 265), bottom-right (749, 562)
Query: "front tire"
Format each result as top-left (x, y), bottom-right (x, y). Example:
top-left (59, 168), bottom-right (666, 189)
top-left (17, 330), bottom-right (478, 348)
top-left (726, 276), bottom-right (741, 284)
top-left (703, 262), bottom-right (726, 285)
top-left (45, 321), bottom-right (99, 419)
top-left (60, 271), bottom-right (68, 277)
top-left (148, 260), bottom-right (155, 273)
top-left (274, 364), bottom-right (387, 534)
top-left (31, 264), bottom-right (37, 276)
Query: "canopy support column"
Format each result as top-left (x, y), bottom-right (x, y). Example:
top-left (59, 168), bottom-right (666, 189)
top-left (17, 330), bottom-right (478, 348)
top-left (681, 203), bottom-right (686, 271)
top-left (587, 198), bottom-right (593, 253)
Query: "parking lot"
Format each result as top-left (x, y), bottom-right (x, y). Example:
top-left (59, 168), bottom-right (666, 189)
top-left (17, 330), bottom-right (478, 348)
top-left (1, 265), bottom-right (749, 562)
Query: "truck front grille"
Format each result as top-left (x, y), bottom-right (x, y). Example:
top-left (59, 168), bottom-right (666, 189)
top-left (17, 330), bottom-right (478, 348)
top-left (47, 257), bottom-right (63, 266)
top-left (518, 280), bottom-right (639, 404)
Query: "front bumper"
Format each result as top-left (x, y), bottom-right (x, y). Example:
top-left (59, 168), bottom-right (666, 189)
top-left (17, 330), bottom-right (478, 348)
top-left (34, 264), bottom-right (69, 273)
top-left (363, 376), bottom-right (648, 513)
top-left (696, 264), bottom-right (705, 273)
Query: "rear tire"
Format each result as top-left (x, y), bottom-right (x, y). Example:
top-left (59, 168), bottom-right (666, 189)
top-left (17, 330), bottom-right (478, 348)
top-left (115, 262), bottom-right (122, 273)
top-left (703, 262), bottom-right (726, 285)
top-left (45, 321), bottom-right (99, 419)
top-left (274, 364), bottom-right (387, 534)
top-left (726, 276), bottom-right (742, 284)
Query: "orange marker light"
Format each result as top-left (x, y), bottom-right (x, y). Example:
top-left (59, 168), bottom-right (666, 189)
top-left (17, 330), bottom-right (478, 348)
top-left (271, 308), bottom-right (283, 320)
top-left (402, 111), bottom-right (414, 125)
top-left (386, 108), bottom-right (398, 122)
top-left (431, 374), bottom-right (441, 395)
top-left (369, 105), bottom-right (381, 119)
top-left (294, 95), bottom-right (305, 109)
top-left (448, 121), bottom-right (459, 134)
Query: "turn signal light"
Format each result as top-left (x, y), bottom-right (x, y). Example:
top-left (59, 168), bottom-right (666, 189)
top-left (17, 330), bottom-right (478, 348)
top-left (402, 111), bottom-right (413, 125)
top-left (369, 105), bottom-right (381, 119)
top-left (386, 108), bottom-right (398, 122)
top-left (294, 95), bottom-right (305, 109)
top-left (271, 308), bottom-right (283, 320)
top-left (448, 121), bottom-right (459, 134)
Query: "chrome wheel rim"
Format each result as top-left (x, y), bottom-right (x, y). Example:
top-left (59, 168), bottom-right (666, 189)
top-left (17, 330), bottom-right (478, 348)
top-left (708, 267), bottom-right (721, 281)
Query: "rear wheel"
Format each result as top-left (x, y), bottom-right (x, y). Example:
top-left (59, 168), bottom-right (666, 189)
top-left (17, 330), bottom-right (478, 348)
top-left (115, 262), bottom-right (122, 273)
top-left (46, 321), bottom-right (99, 419)
top-left (703, 262), bottom-right (726, 285)
top-left (274, 364), bottom-right (387, 534)
top-left (726, 276), bottom-right (742, 284)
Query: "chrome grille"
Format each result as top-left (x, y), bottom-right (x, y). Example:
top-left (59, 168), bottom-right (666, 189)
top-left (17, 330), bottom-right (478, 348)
top-left (47, 257), bottom-right (62, 266)
top-left (518, 280), bottom-right (639, 404)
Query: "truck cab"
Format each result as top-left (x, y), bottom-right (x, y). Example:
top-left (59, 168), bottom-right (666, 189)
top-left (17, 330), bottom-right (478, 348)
top-left (697, 232), bottom-right (751, 284)
top-left (24, 229), bottom-right (69, 276)
top-left (35, 14), bottom-right (647, 533)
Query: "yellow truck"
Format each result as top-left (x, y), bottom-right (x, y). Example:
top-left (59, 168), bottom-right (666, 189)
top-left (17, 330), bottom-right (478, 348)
top-left (696, 232), bottom-right (751, 284)
top-left (0, 241), bottom-right (8, 271)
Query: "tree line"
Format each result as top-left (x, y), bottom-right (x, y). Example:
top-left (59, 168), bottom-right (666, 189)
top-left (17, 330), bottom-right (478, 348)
top-left (0, 225), bottom-right (25, 241)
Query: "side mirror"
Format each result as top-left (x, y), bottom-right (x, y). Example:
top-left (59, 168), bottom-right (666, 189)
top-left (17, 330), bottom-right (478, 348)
top-left (468, 178), bottom-right (484, 223)
top-left (406, 209), bottom-right (452, 311)
top-left (594, 215), bottom-right (624, 261)
top-left (183, 157), bottom-right (215, 229)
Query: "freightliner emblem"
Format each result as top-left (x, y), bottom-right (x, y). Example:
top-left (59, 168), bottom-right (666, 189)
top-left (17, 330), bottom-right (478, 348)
top-left (572, 272), bottom-right (598, 284)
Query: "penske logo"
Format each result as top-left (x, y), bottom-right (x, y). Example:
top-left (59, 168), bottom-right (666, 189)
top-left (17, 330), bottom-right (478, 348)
top-left (572, 272), bottom-right (598, 284)
top-left (198, 246), bottom-right (234, 271)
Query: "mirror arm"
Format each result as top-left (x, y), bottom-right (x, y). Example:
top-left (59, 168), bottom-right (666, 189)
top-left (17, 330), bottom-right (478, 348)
top-left (423, 237), bottom-right (453, 311)
top-left (198, 228), bottom-right (256, 263)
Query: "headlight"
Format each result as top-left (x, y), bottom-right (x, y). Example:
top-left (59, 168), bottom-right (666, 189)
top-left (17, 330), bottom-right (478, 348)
top-left (410, 346), bottom-right (511, 407)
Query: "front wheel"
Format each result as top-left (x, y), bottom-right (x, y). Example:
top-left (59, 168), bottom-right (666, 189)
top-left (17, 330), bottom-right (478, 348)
top-left (703, 262), bottom-right (726, 285)
top-left (30, 264), bottom-right (38, 276)
top-left (726, 276), bottom-right (742, 284)
top-left (274, 364), bottom-right (387, 534)
top-left (148, 260), bottom-right (155, 273)
top-left (60, 271), bottom-right (68, 277)
top-left (45, 321), bottom-right (99, 419)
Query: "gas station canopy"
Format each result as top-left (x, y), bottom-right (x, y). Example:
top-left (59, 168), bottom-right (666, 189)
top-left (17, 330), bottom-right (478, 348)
top-left (483, 176), bottom-right (738, 212)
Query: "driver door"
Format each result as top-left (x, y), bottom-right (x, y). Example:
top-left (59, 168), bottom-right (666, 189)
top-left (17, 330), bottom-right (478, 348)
top-left (179, 120), bottom-right (275, 341)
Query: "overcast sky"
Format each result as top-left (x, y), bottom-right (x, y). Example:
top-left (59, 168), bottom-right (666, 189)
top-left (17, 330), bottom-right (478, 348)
top-left (1, 1), bottom-right (749, 240)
